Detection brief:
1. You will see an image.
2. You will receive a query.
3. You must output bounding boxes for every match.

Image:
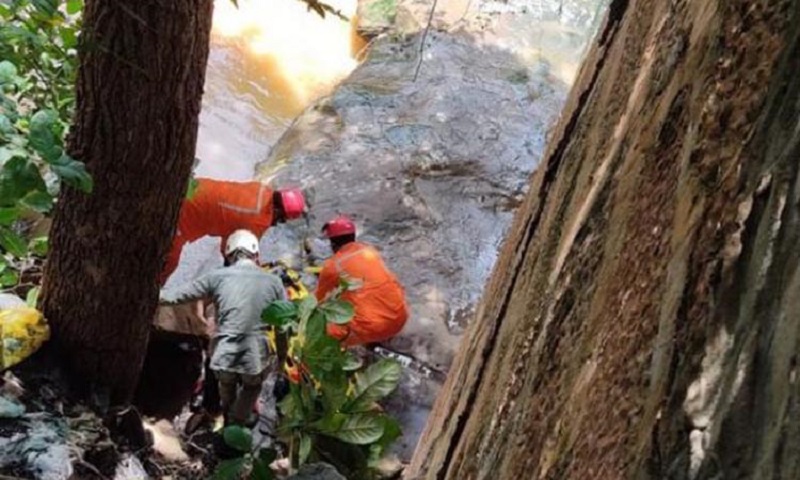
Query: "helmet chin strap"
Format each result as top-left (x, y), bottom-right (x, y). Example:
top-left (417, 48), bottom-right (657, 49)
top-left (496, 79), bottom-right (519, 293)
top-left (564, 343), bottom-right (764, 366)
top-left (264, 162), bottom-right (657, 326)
top-left (225, 250), bottom-right (256, 266)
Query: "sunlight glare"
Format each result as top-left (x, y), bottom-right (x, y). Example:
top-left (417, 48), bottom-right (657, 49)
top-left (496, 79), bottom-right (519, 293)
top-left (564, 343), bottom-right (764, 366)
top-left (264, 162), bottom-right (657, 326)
top-left (213, 0), bottom-right (360, 102)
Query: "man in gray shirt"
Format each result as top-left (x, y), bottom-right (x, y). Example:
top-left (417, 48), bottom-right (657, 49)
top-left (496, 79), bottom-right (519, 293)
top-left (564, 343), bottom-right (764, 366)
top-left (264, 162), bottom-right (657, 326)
top-left (160, 229), bottom-right (286, 426)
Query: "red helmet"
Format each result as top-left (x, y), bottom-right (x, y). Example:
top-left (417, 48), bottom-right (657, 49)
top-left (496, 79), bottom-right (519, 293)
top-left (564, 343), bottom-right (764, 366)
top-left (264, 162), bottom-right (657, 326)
top-left (278, 188), bottom-right (306, 220)
top-left (322, 215), bottom-right (356, 238)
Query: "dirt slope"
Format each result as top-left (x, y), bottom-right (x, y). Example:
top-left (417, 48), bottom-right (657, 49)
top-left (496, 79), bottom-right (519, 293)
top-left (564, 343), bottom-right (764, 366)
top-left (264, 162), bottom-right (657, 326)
top-left (408, 0), bottom-right (800, 478)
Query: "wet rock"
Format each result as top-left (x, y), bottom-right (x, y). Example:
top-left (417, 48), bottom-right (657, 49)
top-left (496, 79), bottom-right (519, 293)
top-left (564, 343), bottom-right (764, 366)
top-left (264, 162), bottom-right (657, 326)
top-left (0, 396), bottom-right (24, 418)
top-left (259, 29), bottom-right (567, 457)
top-left (114, 454), bottom-right (148, 480)
top-left (0, 415), bottom-right (73, 480)
top-left (287, 462), bottom-right (346, 480)
top-left (143, 419), bottom-right (189, 462)
top-left (263, 30), bottom-right (565, 365)
top-left (373, 454), bottom-right (404, 478)
top-left (357, 0), bottom-right (397, 38)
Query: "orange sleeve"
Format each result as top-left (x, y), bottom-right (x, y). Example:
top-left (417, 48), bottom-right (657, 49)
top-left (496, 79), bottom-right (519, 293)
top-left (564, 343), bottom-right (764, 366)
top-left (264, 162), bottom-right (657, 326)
top-left (315, 260), bottom-right (339, 302)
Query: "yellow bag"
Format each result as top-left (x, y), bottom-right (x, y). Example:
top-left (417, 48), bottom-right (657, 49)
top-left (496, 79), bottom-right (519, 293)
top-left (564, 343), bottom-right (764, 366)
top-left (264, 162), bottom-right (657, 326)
top-left (0, 306), bottom-right (50, 370)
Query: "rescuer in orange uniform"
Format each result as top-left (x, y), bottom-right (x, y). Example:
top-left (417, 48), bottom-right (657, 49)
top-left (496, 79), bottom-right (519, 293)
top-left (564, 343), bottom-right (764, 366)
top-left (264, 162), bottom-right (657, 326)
top-left (160, 178), bottom-right (306, 284)
top-left (316, 216), bottom-right (408, 346)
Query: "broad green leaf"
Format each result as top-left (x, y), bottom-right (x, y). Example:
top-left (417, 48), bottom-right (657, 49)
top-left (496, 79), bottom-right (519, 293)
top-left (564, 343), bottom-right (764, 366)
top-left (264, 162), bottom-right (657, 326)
top-left (26, 286), bottom-right (40, 307)
top-left (212, 457), bottom-right (247, 480)
top-left (29, 110), bottom-right (62, 162)
top-left (311, 412), bottom-right (346, 434)
top-left (60, 27), bottom-right (77, 49)
top-left (51, 154), bottom-right (93, 193)
top-left (368, 443), bottom-right (383, 468)
top-left (31, 0), bottom-right (59, 17)
top-left (251, 458), bottom-right (274, 480)
top-left (298, 379), bottom-right (317, 413)
top-left (0, 207), bottom-right (19, 226)
top-left (20, 190), bottom-right (53, 213)
top-left (296, 295), bottom-right (317, 323)
top-left (0, 114), bottom-right (13, 135)
top-left (305, 310), bottom-right (327, 345)
top-left (0, 157), bottom-right (47, 207)
top-left (319, 368), bottom-right (348, 411)
top-left (0, 226), bottom-right (27, 256)
top-left (222, 425), bottom-right (253, 452)
top-left (303, 334), bottom-right (345, 375)
top-left (376, 415), bottom-right (402, 448)
top-left (0, 147), bottom-right (14, 166)
top-left (344, 359), bottom-right (402, 413)
top-left (66, 0), bottom-right (83, 15)
top-left (258, 448), bottom-right (277, 467)
top-left (0, 61), bottom-right (17, 85)
top-left (0, 268), bottom-right (18, 287)
top-left (342, 351), bottom-right (363, 371)
top-left (368, 418), bottom-right (401, 468)
top-left (329, 413), bottom-right (384, 445)
top-left (278, 386), bottom-right (305, 425)
top-left (299, 434), bottom-right (312, 465)
top-left (262, 300), bottom-right (298, 328)
top-left (318, 299), bottom-right (354, 325)
top-left (0, 25), bottom-right (32, 48)
top-left (29, 236), bottom-right (48, 256)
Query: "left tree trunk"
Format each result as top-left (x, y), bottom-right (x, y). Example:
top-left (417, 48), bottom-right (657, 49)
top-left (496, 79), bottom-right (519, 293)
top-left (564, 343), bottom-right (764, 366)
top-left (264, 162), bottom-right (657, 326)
top-left (40, 0), bottom-right (213, 405)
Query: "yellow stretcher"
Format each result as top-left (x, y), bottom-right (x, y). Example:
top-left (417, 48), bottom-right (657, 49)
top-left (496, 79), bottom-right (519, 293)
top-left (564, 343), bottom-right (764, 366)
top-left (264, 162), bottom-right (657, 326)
top-left (0, 306), bottom-right (49, 370)
top-left (262, 262), bottom-right (321, 375)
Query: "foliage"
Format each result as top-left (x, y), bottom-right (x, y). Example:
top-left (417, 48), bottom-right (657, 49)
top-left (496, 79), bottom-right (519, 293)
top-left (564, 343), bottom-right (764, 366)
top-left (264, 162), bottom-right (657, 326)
top-left (0, 1), bottom-right (197, 294)
top-left (298, 0), bottom-right (349, 21)
top-left (214, 425), bottom-right (278, 480)
top-left (0, 0), bottom-right (88, 292)
top-left (262, 290), bottom-right (403, 477)
top-left (0, 0), bottom-right (81, 118)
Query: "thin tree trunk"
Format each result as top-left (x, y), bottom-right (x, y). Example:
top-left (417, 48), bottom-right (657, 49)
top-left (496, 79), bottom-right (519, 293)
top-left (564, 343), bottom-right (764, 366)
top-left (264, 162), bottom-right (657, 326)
top-left (40, 0), bottom-right (213, 405)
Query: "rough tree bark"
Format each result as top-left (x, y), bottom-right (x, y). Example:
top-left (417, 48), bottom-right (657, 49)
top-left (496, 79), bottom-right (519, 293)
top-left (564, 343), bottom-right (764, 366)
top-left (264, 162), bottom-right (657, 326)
top-left (409, 0), bottom-right (800, 478)
top-left (40, 0), bottom-right (213, 405)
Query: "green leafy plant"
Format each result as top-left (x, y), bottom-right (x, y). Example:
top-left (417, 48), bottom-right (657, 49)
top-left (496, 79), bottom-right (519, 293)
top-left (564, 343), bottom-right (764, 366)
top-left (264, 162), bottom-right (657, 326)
top-left (214, 425), bottom-right (278, 480)
top-left (262, 291), bottom-right (403, 478)
top-left (0, 0), bottom-right (89, 293)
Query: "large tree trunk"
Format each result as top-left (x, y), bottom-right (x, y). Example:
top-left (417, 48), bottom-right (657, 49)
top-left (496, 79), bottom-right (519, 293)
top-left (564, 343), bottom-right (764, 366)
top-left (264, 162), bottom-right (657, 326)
top-left (409, 0), bottom-right (800, 478)
top-left (40, 0), bottom-right (213, 405)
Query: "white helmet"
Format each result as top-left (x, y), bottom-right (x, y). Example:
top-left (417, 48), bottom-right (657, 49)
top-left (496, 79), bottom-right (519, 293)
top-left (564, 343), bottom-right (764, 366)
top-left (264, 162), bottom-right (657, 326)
top-left (225, 229), bottom-right (259, 257)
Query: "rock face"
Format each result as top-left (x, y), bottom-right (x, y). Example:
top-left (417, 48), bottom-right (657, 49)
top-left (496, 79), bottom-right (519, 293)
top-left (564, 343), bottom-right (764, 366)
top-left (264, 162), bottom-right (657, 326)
top-left (264, 31), bottom-right (565, 364)
top-left (258, 29), bottom-right (567, 455)
top-left (408, 0), bottom-right (800, 478)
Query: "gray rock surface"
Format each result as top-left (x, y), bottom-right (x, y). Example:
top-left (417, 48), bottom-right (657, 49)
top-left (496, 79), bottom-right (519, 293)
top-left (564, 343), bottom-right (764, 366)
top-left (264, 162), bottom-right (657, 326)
top-left (287, 462), bottom-right (346, 480)
top-left (257, 30), bottom-right (567, 457)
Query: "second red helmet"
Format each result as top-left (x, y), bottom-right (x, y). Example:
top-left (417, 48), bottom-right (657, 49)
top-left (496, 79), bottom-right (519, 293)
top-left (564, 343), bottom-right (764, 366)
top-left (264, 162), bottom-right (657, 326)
top-left (322, 215), bottom-right (356, 238)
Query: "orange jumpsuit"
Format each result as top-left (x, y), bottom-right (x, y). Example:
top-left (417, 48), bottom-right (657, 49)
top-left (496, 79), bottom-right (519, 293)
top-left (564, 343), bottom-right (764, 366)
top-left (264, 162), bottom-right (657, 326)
top-left (316, 242), bottom-right (408, 346)
top-left (160, 179), bottom-right (274, 284)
